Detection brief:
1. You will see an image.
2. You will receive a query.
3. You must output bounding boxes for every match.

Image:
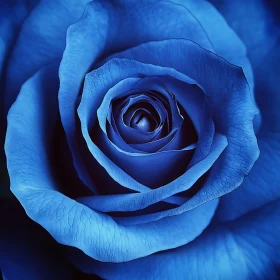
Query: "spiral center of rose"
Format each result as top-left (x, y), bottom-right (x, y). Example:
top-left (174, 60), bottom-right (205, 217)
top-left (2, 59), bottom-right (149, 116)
top-left (130, 110), bottom-right (156, 132)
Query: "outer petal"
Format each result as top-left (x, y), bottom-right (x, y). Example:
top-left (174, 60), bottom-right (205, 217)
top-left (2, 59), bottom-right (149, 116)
top-left (108, 40), bottom-right (259, 203)
top-left (58, 0), bottom-right (213, 192)
top-left (0, 0), bottom-right (37, 148)
top-left (173, 0), bottom-right (254, 89)
top-left (5, 64), bottom-right (219, 263)
top-left (78, 58), bottom-right (217, 196)
top-left (210, 0), bottom-right (280, 69)
top-left (70, 199), bottom-right (280, 280)
top-left (0, 0), bottom-right (37, 76)
top-left (5, 63), bottom-right (59, 190)
top-left (217, 133), bottom-right (280, 221)
top-left (255, 41), bottom-right (280, 134)
top-left (78, 134), bottom-right (226, 214)
top-left (4, 0), bottom-right (91, 110)
top-left (211, 0), bottom-right (280, 219)
top-left (210, 0), bottom-right (280, 135)
top-left (12, 185), bottom-right (219, 262)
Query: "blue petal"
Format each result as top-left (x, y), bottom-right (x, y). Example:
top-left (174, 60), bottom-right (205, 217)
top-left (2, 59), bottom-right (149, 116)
top-left (14, 185), bottom-right (218, 262)
top-left (97, 76), bottom-right (192, 153)
top-left (95, 130), bottom-right (195, 188)
top-left (114, 95), bottom-right (167, 144)
top-left (173, 0), bottom-right (254, 90)
top-left (210, 0), bottom-right (280, 70)
top-left (78, 58), bottom-right (211, 191)
top-left (5, 63), bottom-right (60, 190)
top-left (0, 199), bottom-right (72, 280)
top-left (127, 77), bottom-right (184, 133)
top-left (5, 64), bottom-right (218, 262)
top-left (216, 133), bottom-right (280, 221)
top-left (211, 0), bottom-right (280, 134)
top-left (210, 0), bottom-right (280, 219)
top-left (0, 0), bottom-right (37, 76)
top-left (4, 0), bottom-right (91, 111)
top-left (77, 133), bottom-right (226, 214)
top-left (71, 199), bottom-right (280, 280)
top-left (254, 42), bottom-right (280, 133)
top-left (58, 1), bottom-right (113, 193)
top-left (97, 78), bottom-right (142, 134)
top-left (109, 40), bottom-right (259, 199)
top-left (4, 62), bottom-right (89, 199)
top-left (155, 76), bottom-right (208, 135)
top-left (160, 76), bottom-right (215, 166)
top-left (209, 0), bottom-right (280, 132)
top-left (98, 77), bottom-right (148, 153)
top-left (58, 0), bottom-right (214, 192)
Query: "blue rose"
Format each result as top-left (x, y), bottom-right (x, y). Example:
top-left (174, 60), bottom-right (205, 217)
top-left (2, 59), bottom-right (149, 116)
top-left (1, 0), bottom-right (280, 279)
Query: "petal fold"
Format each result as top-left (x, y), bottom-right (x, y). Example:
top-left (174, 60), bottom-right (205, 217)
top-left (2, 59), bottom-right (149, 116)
top-left (72, 199), bottom-right (280, 280)
top-left (4, 0), bottom-right (91, 110)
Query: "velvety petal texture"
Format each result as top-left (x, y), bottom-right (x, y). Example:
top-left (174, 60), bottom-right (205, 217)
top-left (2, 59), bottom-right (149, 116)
top-left (210, 0), bottom-right (280, 70)
top-left (5, 63), bottom-right (218, 262)
top-left (104, 40), bottom-right (259, 200)
top-left (209, 0), bottom-right (280, 221)
top-left (58, 0), bottom-right (214, 193)
top-left (70, 199), bottom-right (280, 280)
top-left (3, 0), bottom-right (92, 111)
top-left (173, 0), bottom-right (254, 90)
top-left (4, 0), bottom-right (269, 277)
top-left (6, 48), bottom-right (258, 265)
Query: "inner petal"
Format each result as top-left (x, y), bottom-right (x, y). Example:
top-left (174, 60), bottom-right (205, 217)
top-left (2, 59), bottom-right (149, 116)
top-left (79, 59), bottom-right (215, 194)
top-left (121, 97), bottom-right (163, 132)
top-left (123, 99), bottom-right (161, 130)
top-left (130, 109), bottom-right (157, 132)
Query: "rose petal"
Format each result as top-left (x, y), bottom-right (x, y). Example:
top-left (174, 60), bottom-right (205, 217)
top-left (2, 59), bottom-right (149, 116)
top-left (109, 40), bottom-right (259, 200)
top-left (5, 63), bottom-right (59, 191)
top-left (217, 133), bottom-right (280, 221)
top-left (210, 0), bottom-right (280, 70)
top-left (114, 95), bottom-right (167, 144)
top-left (77, 133), bottom-right (226, 213)
top-left (12, 185), bottom-right (218, 262)
top-left (97, 76), bottom-right (194, 153)
top-left (173, 0), bottom-right (254, 90)
top-left (78, 58), bottom-right (210, 191)
top-left (210, 1), bottom-right (280, 221)
top-left (0, 0), bottom-right (37, 75)
top-left (4, 0), bottom-right (91, 110)
top-left (71, 199), bottom-right (280, 279)
top-left (95, 130), bottom-right (195, 187)
top-left (58, 0), bottom-right (213, 192)
top-left (5, 64), bottom-right (218, 262)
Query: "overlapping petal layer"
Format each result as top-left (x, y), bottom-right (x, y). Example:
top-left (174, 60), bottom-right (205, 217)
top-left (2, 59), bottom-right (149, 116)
top-left (4, 0), bottom-right (261, 269)
top-left (78, 58), bottom-right (214, 192)
top-left (173, 0), bottom-right (254, 90)
top-left (58, 0), bottom-right (213, 192)
top-left (70, 199), bottom-right (280, 280)
top-left (5, 63), bottom-right (219, 262)
top-left (107, 40), bottom-right (259, 200)
top-left (4, 0), bottom-right (91, 110)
